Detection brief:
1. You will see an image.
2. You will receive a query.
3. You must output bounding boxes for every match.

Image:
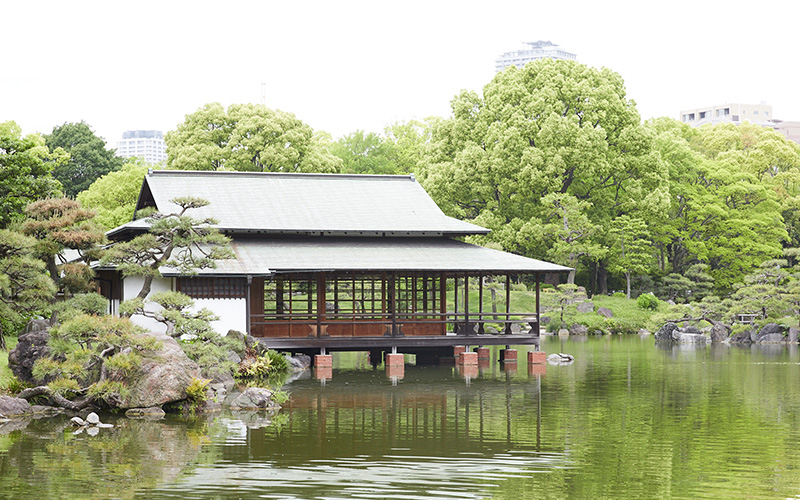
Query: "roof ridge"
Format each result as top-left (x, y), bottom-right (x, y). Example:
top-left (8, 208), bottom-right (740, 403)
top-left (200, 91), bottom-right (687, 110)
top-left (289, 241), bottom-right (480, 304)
top-left (148, 170), bottom-right (415, 181)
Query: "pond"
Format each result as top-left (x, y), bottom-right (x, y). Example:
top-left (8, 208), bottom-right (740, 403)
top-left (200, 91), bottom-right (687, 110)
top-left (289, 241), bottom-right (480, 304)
top-left (2, 335), bottom-right (800, 499)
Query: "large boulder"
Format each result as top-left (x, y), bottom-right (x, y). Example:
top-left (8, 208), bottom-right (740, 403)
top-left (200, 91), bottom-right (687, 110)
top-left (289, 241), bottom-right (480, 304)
top-left (755, 324), bottom-right (785, 343)
top-left (758, 333), bottom-right (785, 344)
top-left (229, 387), bottom-right (280, 410)
top-left (286, 354), bottom-right (312, 371)
top-left (710, 323), bottom-right (729, 342)
top-left (569, 323), bottom-right (588, 335)
top-left (0, 396), bottom-right (32, 418)
top-left (597, 307), bottom-right (614, 318)
top-left (788, 327), bottom-right (799, 344)
top-left (8, 329), bottom-right (52, 384)
top-left (654, 322), bottom-right (679, 342)
top-left (120, 332), bottom-right (202, 409)
top-left (675, 333), bottom-right (709, 343)
top-left (730, 330), bottom-right (754, 343)
top-left (680, 325), bottom-right (701, 334)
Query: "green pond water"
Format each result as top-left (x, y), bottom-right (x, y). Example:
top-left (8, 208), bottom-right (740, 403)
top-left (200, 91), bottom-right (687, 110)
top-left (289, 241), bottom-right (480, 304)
top-left (2, 335), bottom-right (800, 499)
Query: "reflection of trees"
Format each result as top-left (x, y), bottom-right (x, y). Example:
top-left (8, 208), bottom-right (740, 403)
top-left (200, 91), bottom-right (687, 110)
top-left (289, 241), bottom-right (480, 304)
top-left (0, 415), bottom-right (225, 499)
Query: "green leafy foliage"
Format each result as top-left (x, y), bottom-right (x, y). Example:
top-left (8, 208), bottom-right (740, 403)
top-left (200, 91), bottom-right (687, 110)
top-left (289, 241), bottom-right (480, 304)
top-left (0, 121), bottom-right (64, 229)
top-left (185, 377), bottom-right (210, 403)
top-left (45, 121), bottom-right (124, 198)
top-left (77, 160), bottom-right (149, 230)
top-left (236, 347), bottom-right (289, 379)
top-left (165, 103), bottom-right (342, 173)
top-left (636, 293), bottom-right (660, 311)
top-left (0, 229), bottom-right (57, 347)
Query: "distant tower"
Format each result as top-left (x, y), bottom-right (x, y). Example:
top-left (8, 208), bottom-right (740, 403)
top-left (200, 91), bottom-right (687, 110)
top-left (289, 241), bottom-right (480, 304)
top-left (495, 40), bottom-right (577, 72)
top-left (116, 130), bottom-right (167, 165)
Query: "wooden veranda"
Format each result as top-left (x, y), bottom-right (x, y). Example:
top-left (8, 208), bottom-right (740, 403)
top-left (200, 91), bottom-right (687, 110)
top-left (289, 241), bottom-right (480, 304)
top-left (247, 270), bottom-right (544, 355)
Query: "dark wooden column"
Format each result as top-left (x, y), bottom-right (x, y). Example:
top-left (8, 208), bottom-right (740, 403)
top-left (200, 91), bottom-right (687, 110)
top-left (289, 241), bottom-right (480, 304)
top-left (316, 272), bottom-right (326, 337)
top-left (389, 272), bottom-right (398, 337)
top-left (463, 272), bottom-right (470, 335)
top-left (504, 273), bottom-right (512, 335)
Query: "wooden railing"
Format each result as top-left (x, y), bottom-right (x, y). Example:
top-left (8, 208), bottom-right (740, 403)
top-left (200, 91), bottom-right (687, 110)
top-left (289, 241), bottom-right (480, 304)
top-left (249, 311), bottom-right (539, 338)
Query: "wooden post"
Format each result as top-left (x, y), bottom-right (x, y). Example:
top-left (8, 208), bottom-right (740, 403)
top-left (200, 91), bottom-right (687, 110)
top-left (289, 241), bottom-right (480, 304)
top-left (464, 272), bottom-right (470, 335)
top-left (316, 273), bottom-right (325, 338)
top-left (535, 273), bottom-right (541, 344)
top-left (389, 272), bottom-right (397, 337)
top-left (478, 274), bottom-right (484, 334)
top-left (505, 274), bottom-right (512, 334)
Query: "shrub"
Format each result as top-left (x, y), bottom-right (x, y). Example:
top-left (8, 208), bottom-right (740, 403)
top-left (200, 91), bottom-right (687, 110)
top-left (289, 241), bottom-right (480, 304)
top-left (237, 348), bottom-right (289, 379)
top-left (511, 283), bottom-right (528, 292)
top-left (612, 292), bottom-right (626, 298)
top-left (636, 293), bottom-right (660, 311)
top-left (185, 377), bottom-right (210, 403)
top-left (271, 389), bottom-right (289, 405)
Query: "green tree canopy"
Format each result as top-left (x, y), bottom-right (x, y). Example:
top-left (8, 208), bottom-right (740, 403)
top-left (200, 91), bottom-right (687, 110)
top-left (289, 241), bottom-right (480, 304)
top-left (419, 60), bottom-right (668, 293)
top-left (646, 118), bottom-right (787, 292)
top-left (166, 103), bottom-right (342, 173)
top-left (45, 121), bottom-right (124, 198)
top-left (21, 198), bottom-right (105, 294)
top-left (0, 229), bottom-right (57, 348)
top-left (0, 121), bottom-right (64, 228)
top-left (77, 160), bottom-right (149, 230)
top-left (331, 130), bottom-right (397, 174)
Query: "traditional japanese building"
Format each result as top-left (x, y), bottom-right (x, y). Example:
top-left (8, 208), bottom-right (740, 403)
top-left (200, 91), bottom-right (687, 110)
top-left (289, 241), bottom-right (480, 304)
top-left (104, 170), bottom-right (569, 359)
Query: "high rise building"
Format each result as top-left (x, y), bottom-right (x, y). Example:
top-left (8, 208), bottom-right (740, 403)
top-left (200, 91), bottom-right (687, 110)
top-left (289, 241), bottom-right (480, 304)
top-left (116, 130), bottom-right (167, 165)
top-left (679, 102), bottom-right (773, 127)
top-left (495, 40), bottom-right (577, 72)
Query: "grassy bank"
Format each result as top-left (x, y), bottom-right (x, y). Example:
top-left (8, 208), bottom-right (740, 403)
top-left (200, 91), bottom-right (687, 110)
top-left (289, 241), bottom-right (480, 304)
top-left (447, 288), bottom-right (662, 334)
top-left (0, 337), bottom-right (18, 390)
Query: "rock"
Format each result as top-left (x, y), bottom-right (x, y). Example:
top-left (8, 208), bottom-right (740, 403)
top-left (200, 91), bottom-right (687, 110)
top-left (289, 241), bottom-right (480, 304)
top-left (22, 318), bottom-right (52, 334)
top-left (569, 323), bottom-right (588, 335)
top-left (655, 322), bottom-right (679, 342)
top-left (225, 330), bottom-right (247, 357)
top-left (547, 353), bottom-right (575, 365)
top-left (597, 307), bottom-right (614, 318)
top-left (70, 416), bottom-right (86, 427)
top-left (710, 323), bottom-right (729, 342)
top-left (576, 302), bottom-right (594, 313)
top-left (0, 396), bottom-right (32, 418)
top-left (509, 322), bottom-right (522, 334)
top-left (638, 329), bottom-right (652, 336)
top-left (8, 329), bottom-right (52, 384)
top-left (755, 324), bottom-right (785, 343)
top-left (680, 325), bottom-right (701, 334)
top-left (286, 354), bottom-right (311, 371)
top-left (730, 330), bottom-right (753, 343)
top-left (557, 328), bottom-right (570, 336)
top-left (788, 327), bottom-right (799, 343)
top-left (86, 412), bottom-right (100, 425)
top-left (540, 316), bottom-right (551, 325)
top-left (120, 331), bottom-right (202, 409)
top-left (230, 387), bottom-right (279, 410)
top-left (202, 364), bottom-right (236, 388)
top-left (675, 333), bottom-right (709, 343)
top-left (758, 333), bottom-right (785, 344)
top-left (226, 350), bottom-right (242, 364)
top-left (125, 407), bottom-right (166, 419)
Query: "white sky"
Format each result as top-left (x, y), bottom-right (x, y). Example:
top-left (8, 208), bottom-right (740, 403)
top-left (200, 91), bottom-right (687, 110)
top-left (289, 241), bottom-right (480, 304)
top-left (2, 0), bottom-right (798, 146)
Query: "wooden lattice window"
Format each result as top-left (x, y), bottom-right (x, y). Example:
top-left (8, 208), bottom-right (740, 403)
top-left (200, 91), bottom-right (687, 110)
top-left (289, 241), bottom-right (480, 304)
top-left (176, 277), bottom-right (247, 299)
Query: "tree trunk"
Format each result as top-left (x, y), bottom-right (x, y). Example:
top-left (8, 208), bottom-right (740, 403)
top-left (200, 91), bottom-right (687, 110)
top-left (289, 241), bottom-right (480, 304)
top-left (597, 262), bottom-right (608, 295)
top-left (626, 271), bottom-right (631, 299)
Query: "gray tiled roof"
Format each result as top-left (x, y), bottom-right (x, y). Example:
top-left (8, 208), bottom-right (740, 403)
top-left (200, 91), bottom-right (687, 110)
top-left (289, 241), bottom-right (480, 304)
top-left (160, 237), bottom-right (571, 276)
top-left (134, 170), bottom-right (488, 236)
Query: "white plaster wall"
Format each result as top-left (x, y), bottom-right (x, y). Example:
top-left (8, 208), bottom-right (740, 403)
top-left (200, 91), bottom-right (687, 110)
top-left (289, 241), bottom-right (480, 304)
top-left (193, 298), bottom-right (247, 335)
top-left (123, 276), bottom-right (172, 333)
top-left (121, 276), bottom-right (246, 336)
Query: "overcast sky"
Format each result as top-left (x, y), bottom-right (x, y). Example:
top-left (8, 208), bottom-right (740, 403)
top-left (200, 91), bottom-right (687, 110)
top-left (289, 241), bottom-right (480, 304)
top-left (2, 0), bottom-right (798, 147)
